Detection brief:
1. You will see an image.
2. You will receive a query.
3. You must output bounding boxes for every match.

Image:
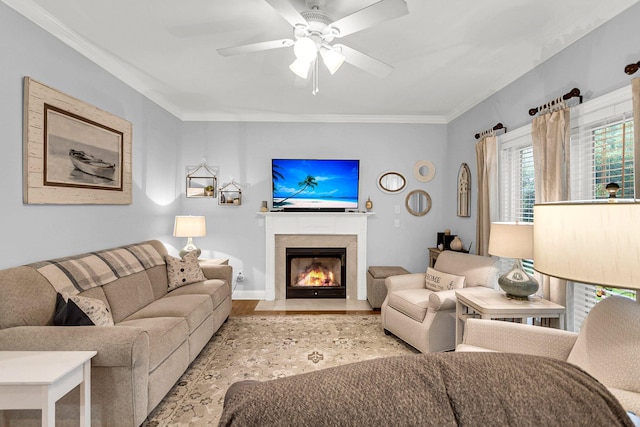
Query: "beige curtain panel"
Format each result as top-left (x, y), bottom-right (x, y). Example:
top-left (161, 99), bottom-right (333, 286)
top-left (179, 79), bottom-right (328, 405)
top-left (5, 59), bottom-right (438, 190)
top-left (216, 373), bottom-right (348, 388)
top-left (531, 106), bottom-right (570, 306)
top-left (475, 135), bottom-right (497, 257)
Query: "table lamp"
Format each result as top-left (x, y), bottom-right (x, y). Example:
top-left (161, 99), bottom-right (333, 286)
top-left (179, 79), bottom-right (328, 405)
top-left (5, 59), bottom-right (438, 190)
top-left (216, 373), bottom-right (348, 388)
top-left (488, 222), bottom-right (539, 299)
top-left (173, 215), bottom-right (206, 258)
top-left (533, 201), bottom-right (640, 290)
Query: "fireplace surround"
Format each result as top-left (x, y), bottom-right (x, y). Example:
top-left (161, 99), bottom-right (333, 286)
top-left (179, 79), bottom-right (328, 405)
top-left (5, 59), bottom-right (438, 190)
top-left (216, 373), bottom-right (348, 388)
top-left (263, 212), bottom-right (371, 301)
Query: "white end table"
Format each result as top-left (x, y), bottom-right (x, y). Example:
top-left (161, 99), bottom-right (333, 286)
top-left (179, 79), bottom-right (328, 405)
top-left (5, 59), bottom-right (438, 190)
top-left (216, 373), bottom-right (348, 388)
top-left (0, 351), bottom-right (97, 427)
top-left (455, 287), bottom-right (565, 346)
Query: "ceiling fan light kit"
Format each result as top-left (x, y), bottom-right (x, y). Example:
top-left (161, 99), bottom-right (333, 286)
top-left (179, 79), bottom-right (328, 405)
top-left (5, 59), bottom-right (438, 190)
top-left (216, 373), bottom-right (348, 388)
top-left (289, 57), bottom-right (312, 79)
top-left (217, 0), bottom-right (409, 94)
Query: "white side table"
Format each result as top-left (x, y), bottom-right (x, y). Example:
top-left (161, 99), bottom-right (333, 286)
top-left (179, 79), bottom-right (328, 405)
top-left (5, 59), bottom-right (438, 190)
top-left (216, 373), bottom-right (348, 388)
top-left (455, 287), bottom-right (565, 346)
top-left (0, 351), bottom-right (97, 427)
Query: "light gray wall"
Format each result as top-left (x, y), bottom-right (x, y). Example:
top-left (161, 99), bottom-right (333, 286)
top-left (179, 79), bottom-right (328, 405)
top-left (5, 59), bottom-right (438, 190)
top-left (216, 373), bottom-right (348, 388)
top-left (178, 122), bottom-right (448, 297)
top-left (446, 3), bottom-right (640, 243)
top-left (0, 3), bottom-right (182, 268)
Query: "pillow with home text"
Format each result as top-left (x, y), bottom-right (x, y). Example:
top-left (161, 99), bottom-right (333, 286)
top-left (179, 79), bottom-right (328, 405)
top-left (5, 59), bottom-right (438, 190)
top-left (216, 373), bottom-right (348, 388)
top-left (424, 267), bottom-right (465, 292)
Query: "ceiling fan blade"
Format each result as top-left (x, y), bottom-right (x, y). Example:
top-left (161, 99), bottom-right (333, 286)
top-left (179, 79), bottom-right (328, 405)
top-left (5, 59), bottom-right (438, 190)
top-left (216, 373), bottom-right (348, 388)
top-left (217, 39), bottom-right (294, 56)
top-left (264, 0), bottom-right (309, 28)
top-left (330, 0), bottom-right (409, 38)
top-left (334, 44), bottom-right (394, 78)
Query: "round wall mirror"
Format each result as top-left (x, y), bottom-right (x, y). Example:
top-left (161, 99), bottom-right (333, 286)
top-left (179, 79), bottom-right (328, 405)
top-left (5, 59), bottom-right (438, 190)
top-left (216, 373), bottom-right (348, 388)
top-left (414, 160), bottom-right (436, 182)
top-left (405, 189), bottom-right (432, 216)
top-left (377, 171), bottom-right (407, 194)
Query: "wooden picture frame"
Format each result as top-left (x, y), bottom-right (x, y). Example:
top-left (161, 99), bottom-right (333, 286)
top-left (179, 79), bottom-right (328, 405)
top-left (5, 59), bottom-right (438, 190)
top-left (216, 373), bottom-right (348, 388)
top-left (23, 77), bottom-right (132, 204)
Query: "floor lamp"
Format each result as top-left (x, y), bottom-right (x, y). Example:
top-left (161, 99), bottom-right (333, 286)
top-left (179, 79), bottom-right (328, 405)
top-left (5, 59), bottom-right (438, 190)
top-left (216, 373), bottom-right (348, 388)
top-left (533, 201), bottom-right (640, 299)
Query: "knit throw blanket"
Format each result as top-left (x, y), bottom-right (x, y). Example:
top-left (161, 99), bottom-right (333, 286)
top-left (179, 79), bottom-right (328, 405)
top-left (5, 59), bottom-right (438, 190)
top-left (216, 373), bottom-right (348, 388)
top-left (29, 243), bottom-right (165, 297)
top-left (220, 352), bottom-right (634, 427)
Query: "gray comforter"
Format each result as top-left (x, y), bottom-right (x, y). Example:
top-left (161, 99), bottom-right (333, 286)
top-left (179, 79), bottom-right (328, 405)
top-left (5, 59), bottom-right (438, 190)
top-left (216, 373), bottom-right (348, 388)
top-left (219, 352), bottom-right (633, 426)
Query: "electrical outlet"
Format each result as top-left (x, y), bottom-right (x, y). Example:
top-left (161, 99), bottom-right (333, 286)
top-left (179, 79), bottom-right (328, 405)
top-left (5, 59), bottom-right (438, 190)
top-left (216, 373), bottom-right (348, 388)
top-left (394, 219), bottom-right (400, 228)
top-left (394, 205), bottom-right (401, 214)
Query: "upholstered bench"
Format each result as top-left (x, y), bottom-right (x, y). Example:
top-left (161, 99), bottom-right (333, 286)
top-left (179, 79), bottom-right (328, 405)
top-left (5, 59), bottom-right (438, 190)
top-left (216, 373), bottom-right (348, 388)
top-left (367, 266), bottom-right (409, 309)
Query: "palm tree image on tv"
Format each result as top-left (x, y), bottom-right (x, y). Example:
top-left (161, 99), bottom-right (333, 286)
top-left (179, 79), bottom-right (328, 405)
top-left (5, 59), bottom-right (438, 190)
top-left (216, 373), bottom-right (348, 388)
top-left (275, 175), bottom-right (318, 206)
top-left (272, 159), bottom-right (359, 209)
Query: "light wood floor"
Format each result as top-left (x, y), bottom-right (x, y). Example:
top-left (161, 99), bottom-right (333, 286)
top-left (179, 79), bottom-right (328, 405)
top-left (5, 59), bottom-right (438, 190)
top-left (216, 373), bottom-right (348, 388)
top-left (231, 300), bottom-right (379, 317)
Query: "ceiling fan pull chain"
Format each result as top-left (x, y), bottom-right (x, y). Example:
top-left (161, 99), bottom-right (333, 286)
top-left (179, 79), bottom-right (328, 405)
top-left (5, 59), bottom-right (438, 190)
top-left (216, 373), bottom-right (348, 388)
top-left (312, 58), bottom-right (320, 95)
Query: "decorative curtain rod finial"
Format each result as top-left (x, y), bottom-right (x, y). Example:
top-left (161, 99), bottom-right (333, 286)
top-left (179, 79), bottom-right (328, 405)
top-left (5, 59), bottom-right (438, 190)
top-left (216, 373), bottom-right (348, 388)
top-left (475, 122), bottom-right (506, 139)
top-left (624, 61), bottom-right (640, 75)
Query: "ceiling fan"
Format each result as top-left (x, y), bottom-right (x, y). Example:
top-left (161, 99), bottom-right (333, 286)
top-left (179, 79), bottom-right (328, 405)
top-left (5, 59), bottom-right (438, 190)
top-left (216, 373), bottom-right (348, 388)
top-left (217, 0), bottom-right (409, 94)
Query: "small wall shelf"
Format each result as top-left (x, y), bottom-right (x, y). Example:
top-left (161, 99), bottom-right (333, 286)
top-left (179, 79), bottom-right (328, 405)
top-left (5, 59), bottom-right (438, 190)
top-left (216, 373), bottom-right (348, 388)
top-left (218, 181), bottom-right (242, 205)
top-left (185, 164), bottom-right (218, 198)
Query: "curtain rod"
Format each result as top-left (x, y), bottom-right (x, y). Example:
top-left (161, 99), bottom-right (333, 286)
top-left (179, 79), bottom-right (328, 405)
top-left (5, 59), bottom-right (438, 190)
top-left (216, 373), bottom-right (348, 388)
top-left (474, 122), bottom-right (506, 139)
top-left (625, 61), bottom-right (640, 75)
top-left (528, 88), bottom-right (582, 116)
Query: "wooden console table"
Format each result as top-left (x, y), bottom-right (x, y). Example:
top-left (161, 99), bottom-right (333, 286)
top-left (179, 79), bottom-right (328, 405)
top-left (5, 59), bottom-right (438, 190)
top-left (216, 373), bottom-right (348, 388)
top-left (455, 287), bottom-right (565, 345)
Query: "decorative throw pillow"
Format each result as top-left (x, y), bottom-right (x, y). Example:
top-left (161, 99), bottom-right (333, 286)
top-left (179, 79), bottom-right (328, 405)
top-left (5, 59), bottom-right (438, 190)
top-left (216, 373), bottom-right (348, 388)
top-left (166, 250), bottom-right (206, 291)
top-left (424, 267), bottom-right (465, 292)
top-left (53, 293), bottom-right (114, 326)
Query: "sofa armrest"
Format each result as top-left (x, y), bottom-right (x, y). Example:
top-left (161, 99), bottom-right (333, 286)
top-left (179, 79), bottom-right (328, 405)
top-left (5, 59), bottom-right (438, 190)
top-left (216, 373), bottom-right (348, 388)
top-left (0, 325), bottom-right (150, 368)
top-left (428, 290), bottom-right (457, 312)
top-left (201, 264), bottom-right (233, 285)
top-left (385, 273), bottom-right (426, 292)
top-left (457, 318), bottom-right (578, 360)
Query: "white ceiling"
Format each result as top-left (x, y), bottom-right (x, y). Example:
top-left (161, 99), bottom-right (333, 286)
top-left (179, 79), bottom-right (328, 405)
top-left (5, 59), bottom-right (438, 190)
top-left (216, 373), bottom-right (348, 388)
top-left (5, 0), bottom-right (639, 123)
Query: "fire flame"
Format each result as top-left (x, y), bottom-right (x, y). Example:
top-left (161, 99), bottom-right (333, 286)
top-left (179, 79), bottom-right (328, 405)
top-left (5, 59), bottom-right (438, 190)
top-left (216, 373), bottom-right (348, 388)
top-left (296, 264), bottom-right (337, 287)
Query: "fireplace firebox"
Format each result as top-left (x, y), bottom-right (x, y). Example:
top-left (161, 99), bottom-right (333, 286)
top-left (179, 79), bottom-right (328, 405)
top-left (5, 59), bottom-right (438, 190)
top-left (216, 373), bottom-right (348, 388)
top-left (286, 247), bottom-right (346, 298)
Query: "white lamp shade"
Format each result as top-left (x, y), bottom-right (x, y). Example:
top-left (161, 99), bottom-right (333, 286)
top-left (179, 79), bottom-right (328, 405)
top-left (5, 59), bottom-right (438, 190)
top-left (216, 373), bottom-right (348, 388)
top-left (293, 37), bottom-right (317, 62)
top-left (320, 47), bottom-right (345, 75)
top-left (289, 58), bottom-right (312, 79)
top-left (488, 222), bottom-right (533, 260)
top-left (173, 216), bottom-right (206, 237)
top-left (533, 201), bottom-right (640, 290)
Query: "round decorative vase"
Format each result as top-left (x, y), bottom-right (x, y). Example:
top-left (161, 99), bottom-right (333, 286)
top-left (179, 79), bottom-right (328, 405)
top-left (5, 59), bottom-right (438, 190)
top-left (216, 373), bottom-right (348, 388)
top-left (498, 259), bottom-right (539, 299)
top-left (365, 197), bottom-right (373, 211)
top-left (450, 235), bottom-right (463, 251)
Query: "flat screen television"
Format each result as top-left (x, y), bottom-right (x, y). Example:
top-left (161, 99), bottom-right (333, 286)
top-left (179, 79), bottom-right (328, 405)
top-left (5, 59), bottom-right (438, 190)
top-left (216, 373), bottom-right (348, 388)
top-left (272, 159), bottom-right (360, 211)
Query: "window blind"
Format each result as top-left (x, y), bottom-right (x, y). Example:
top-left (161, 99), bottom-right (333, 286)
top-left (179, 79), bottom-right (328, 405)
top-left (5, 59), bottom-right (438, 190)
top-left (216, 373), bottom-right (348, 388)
top-left (498, 126), bottom-right (534, 223)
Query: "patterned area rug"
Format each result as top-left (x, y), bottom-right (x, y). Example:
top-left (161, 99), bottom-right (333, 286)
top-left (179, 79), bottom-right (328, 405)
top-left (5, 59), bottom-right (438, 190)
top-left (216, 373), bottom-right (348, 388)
top-left (142, 315), bottom-right (417, 426)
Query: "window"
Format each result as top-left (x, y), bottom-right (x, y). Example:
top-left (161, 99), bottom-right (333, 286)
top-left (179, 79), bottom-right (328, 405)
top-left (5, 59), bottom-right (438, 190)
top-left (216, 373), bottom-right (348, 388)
top-left (497, 127), bottom-right (535, 275)
top-left (497, 85), bottom-right (636, 332)
top-left (569, 87), bottom-right (636, 330)
top-left (498, 126), bottom-right (534, 223)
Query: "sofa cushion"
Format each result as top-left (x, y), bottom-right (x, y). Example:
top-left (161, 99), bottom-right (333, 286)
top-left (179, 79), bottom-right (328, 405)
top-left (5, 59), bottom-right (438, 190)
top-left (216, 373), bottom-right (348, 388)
top-left (166, 251), bottom-right (206, 291)
top-left (117, 316), bottom-right (189, 372)
top-left (164, 279), bottom-right (229, 309)
top-left (124, 294), bottom-right (213, 334)
top-left (103, 270), bottom-right (155, 323)
top-left (425, 267), bottom-right (465, 292)
top-left (54, 293), bottom-right (114, 326)
top-left (387, 288), bottom-right (432, 322)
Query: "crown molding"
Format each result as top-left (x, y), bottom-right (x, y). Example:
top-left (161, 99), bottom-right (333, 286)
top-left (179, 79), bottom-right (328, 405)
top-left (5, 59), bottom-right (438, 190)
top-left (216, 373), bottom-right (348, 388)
top-left (179, 111), bottom-right (448, 124)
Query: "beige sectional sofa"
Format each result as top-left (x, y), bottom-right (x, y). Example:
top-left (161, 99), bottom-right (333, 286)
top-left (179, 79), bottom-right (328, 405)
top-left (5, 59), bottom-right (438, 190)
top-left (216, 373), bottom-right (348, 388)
top-left (0, 240), bottom-right (232, 427)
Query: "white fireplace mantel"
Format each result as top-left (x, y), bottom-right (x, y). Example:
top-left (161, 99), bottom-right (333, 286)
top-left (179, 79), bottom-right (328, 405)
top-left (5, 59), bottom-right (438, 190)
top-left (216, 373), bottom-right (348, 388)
top-left (263, 212), bottom-right (373, 301)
